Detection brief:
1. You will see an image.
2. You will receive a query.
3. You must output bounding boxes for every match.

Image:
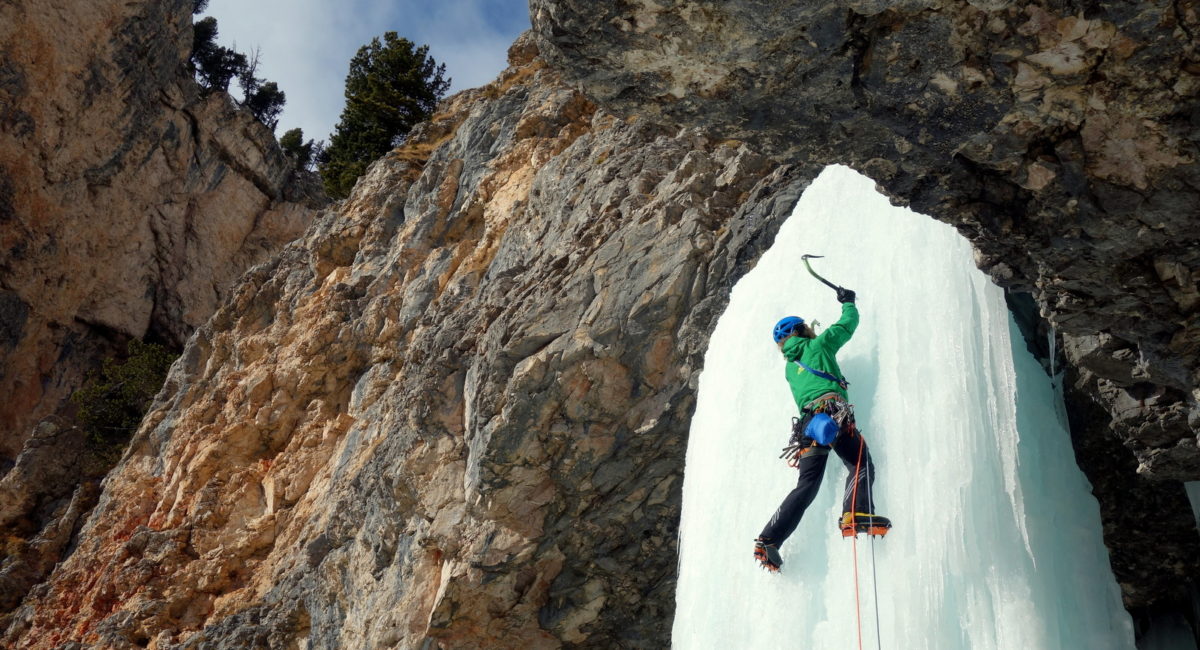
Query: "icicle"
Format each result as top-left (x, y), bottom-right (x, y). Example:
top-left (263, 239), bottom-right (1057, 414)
top-left (1049, 326), bottom-right (1057, 387)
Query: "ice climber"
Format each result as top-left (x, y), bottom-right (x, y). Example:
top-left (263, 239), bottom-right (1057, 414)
top-left (754, 287), bottom-right (891, 572)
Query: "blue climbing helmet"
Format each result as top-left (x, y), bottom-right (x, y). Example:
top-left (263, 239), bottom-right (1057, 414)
top-left (772, 316), bottom-right (805, 344)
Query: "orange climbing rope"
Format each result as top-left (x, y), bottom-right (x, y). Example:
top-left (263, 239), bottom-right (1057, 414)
top-left (847, 426), bottom-right (884, 650)
top-left (850, 430), bottom-right (866, 650)
top-left (868, 443), bottom-right (883, 650)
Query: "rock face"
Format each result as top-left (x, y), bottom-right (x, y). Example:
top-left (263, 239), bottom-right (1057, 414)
top-left (0, 0), bottom-right (324, 460)
top-left (3, 34), bottom-right (806, 648)
top-left (531, 0), bottom-right (1200, 481)
top-left (0, 0), bottom-right (324, 622)
top-left (4, 1), bottom-right (1200, 649)
top-left (532, 0), bottom-right (1200, 618)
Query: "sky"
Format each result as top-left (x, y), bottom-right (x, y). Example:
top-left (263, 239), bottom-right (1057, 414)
top-left (201, 0), bottom-right (531, 143)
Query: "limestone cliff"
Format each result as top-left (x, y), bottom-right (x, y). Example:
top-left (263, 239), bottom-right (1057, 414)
top-left (3, 1), bottom-right (1200, 648)
top-left (0, 0), bottom-right (324, 457)
top-left (0, 0), bottom-right (324, 618)
top-left (532, 0), bottom-right (1200, 480)
top-left (533, 0), bottom-right (1200, 614)
top-left (3, 33), bottom-right (804, 648)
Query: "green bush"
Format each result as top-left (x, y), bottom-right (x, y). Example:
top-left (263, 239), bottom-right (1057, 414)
top-left (71, 340), bottom-right (177, 444)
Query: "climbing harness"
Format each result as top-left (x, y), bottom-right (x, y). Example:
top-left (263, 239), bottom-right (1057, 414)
top-left (778, 394), bottom-right (853, 466)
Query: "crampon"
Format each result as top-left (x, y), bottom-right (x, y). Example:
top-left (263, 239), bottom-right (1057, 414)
top-left (840, 512), bottom-right (892, 538)
top-left (753, 538), bottom-right (783, 572)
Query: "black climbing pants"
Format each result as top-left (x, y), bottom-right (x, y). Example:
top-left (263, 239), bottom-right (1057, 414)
top-left (758, 426), bottom-right (876, 547)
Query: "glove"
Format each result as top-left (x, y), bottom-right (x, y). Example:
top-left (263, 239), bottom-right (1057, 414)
top-left (836, 287), bottom-right (856, 303)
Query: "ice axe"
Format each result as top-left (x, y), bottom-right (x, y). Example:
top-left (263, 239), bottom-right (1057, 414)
top-left (800, 254), bottom-right (844, 293)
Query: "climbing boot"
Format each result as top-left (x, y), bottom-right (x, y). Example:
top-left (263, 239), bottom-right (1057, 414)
top-left (839, 512), bottom-right (892, 538)
top-left (753, 537), bottom-right (783, 572)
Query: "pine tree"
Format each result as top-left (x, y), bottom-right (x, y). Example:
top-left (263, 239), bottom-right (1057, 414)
top-left (320, 32), bottom-right (450, 199)
top-left (190, 17), bottom-right (247, 93)
top-left (189, 17), bottom-right (286, 130)
top-left (280, 128), bottom-right (318, 169)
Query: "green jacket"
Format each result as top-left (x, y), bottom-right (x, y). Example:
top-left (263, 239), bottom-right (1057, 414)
top-left (781, 303), bottom-right (859, 409)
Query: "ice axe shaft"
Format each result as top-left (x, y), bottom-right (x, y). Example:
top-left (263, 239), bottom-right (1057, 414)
top-left (800, 254), bottom-right (843, 292)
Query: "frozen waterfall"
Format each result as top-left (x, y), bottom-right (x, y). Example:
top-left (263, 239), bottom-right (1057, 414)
top-left (673, 166), bottom-right (1135, 649)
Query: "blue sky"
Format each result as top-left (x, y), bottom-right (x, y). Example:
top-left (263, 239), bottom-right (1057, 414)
top-left (202, 0), bottom-right (531, 143)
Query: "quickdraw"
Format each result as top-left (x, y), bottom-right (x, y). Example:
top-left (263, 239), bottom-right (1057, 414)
top-left (778, 432), bottom-right (820, 468)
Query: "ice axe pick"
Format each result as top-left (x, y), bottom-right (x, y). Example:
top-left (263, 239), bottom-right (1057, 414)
top-left (800, 254), bottom-right (844, 293)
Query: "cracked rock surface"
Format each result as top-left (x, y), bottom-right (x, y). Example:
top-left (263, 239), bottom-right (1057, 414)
top-left (3, 33), bottom-right (807, 648)
top-left (532, 0), bottom-right (1200, 480)
top-left (532, 0), bottom-right (1200, 615)
top-left (4, 1), bottom-right (1200, 647)
top-left (0, 0), bottom-right (324, 621)
top-left (0, 0), bottom-right (324, 460)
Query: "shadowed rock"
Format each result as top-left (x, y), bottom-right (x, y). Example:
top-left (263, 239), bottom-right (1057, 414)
top-left (3, 1), bottom-right (1200, 647)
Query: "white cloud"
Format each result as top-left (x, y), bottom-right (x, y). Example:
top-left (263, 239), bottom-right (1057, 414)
top-left (201, 0), bottom-right (529, 142)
